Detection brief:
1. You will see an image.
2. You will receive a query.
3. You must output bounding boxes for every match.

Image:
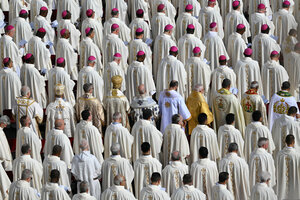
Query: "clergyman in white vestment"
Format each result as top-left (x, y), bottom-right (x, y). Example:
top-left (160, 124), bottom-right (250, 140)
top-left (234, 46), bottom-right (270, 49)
top-left (211, 172), bottom-right (234, 200)
top-left (250, 171), bottom-right (277, 200)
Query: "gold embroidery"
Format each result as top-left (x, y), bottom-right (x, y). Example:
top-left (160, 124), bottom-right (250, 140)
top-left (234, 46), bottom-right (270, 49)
top-left (229, 162), bottom-right (236, 199)
top-left (273, 98), bottom-right (289, 114)
top-left (165, 102), bottom-right (171, 108)
top-left (201, 168), bottom-right (207, 196)
top-left (174, 170), bottom-right (180, 188)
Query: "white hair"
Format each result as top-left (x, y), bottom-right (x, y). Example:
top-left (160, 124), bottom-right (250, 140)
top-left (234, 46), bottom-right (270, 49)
top-left (193, 84), bottom-right (204, 92)
top-left (260, 171), bottom-right (271, 182)
top-left (111, 143), bottom-right (121, 155)
top-left (113, 175), bottom-right (124, 186)
top-left (79, 139), bottom-right (89, 151)
top-left (0, 115), bottom-right (10, 125)
top-left (21, 86), bottom-right (31, 96)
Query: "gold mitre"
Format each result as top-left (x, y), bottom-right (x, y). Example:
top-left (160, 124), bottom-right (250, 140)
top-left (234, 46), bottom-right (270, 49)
top-left (55, 83), bottom-right (65, 95)
top-left (111, 75), bottom-right (123, 88)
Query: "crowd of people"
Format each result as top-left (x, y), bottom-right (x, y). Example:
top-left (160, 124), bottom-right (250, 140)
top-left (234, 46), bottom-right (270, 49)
top-left (0, 0), bottom-right (299, 199)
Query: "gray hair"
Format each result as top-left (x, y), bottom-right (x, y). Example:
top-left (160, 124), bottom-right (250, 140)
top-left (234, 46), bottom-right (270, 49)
top-left (87, 59), bottom-right (96, 65)
top-left (171, 114), bottom-right (181, 124)
top-left (0, 115), bottom-right (10, 125)
top-left (83, 83), bottom-right (93, 93)
top-left (257, 137), bottom-right (269, 148)
top-left (111, 143), bottom-right (121, 155)
top-left (21, 86), bottom-right (31, 96)
top-left (260, 171), bottom-right (271, 182)
top-left (79, 181), bottom-right (89, 193)
top-left (250, 81), bottom-right (259, 89)
top-left (171, 151), bottom-right (181, 161)
top-left (79, 139), bottom-right (89, 151)
top-left (193, 84), bottom-right (204, 92)
top-left (112, 112), bottom-right (122, 121)
top-left (228, 143), bottom-right (238, 153)
top-left (113, 175), bottom-right (124, 186)
top-left (21, 169), bottom-right (33, 180)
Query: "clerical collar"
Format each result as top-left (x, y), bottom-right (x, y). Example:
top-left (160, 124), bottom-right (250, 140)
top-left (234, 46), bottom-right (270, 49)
top-left (246, 89), bottom-right (258, 95)
top-left (277, 90), bottom-right (292, 97)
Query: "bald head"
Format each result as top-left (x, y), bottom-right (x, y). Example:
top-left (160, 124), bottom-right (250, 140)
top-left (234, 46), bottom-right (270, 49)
top-left (54, 119), bottom-right (64, 130)
top-left (171, 151), bottom-right (181, 161)
top-left (193, 84), bottom-right (204, 93)
top-left (138, 84), bottom-right (146, 95)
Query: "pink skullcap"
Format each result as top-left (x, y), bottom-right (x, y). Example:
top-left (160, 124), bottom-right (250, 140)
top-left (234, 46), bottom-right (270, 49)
top-left (5, 25), bottom-right (14, 31)
top-left (187, 24), bottom-right (195, 29)
top-left (237, 24), bottom-right (245, 30)
top-left (283, 0), bottom-right (290, 5)
top-left (271, 51), bottom-right (279, 55)
top-left (244, 48), bottom-right (253, 56)
top-left (40, 6), bottom-right (48, 11)
top-left (19, 9), bottom-right (27, 15)
top-left (165, 24), bottom-right (173, 31)
top-left (261, 24), bottom-right (269, 31)
top-left (210, 22), bottom-right (217, 28)
top-left (88, 56), bottom-right (96, 61)
top-left (57, 57), bottom-right (65, 64)
top-left (136, 28), bottom-right (143, 33)
top-left (3, 57), bottom-right (10, 64)
top-left (193, 47), bottom-right (201, 54)
top-left (232, 0), bottom-right (240, 7)
top-left (137, 51), bottom-right (145, 56)
top-left (185, 4), bottom-right (193, 10)
top-left (170, 46), bottom-right (178, 52)
top-left (60, 29), bottom-right (67, 36)
top-left (114, 53), bottom-right (122, 58)
top-left (219, 55), bottom-right (227, 61)
top-left (86, 9), bottom-right (94, 17)
top-left (112, 8), bottom-right (119, 12)
top-left (208, 0), bottom-right (216, 2)
top-left (258, 3), bottom-right (266, 9)
top-left (157, 4), bottom-right (165, 10)
top-left (37, 27), bottom-right (46, 33)
top-left (111, 23), bottom-right (119, 29)
top-left (85, 27), bottom-right (91, 34)
top-left (62, 10), bottom-right (68, 18)
top-left (136, 9), bottom-right (144, 15)
top-left (24, 53), bottom-right (33, 60)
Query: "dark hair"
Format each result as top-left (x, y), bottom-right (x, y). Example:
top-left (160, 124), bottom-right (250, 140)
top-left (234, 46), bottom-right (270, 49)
top-left (142, 109), bottom-right (152, 120)
top-left (36, 30), bottom-right (46, 39)
top-left (233, 1), bottom-right (240, 9)
top-left (183, 174), bottom-right (192, 184)
top-left (52, 145), bottom-right (62, 155)
top-left (111, 10), bottom-right (119, 16)
top-left (136, 10), bottom-right (144, 18)
top-left (199, 147), bottom-right (208, 158)
top-left (86, 27), bottom-right (94, 37)
top-left (172, 114), bottom-right (181, 124)
top-left (198, 113), bottom-right (207, 124)
top-left (62, 10), bottom-right (71, 19)
top-left (285, 134), bottom-right (295, 145)
top-left (228, 143), bottom-right (238, 152)
top-left (81, 110), bottom-right (91, 120)
top-left (222, 79), bottom-right (231, 88)
top-left (169, 80), bottom-right (178, 88)
top-left (261, 27), bottom-right (270, 34)
top-left (186, 28), bottom-right (195, 34)
top-left (19, 12), bottom-right (28, 19)
top-left (57, 60), bottom-right (65, 67)
top-left (288, 106), bottom-right (298, 115)
top-left (282, 2), bottom-right (290, 8)
top-left (20, 115), bottom-right (28, 127)
top-left (281, 81), bottom-right (290, 90)
top-left (3, 58), bottom-right (11, 67)
top-left (111, 25), bottom-right (119, 33)
top-left (39, 9), bottom-right (48, 16)
top-left (226, 113), bottom-right (235, 124)
top-left (219, 172), bottom-right (229, 183)
top-left (21, 144), bottom-right (31, 154)
top-left (141, 142), bottom-right (150, 153)
top-left (136, 30), bottom-right (144, 37)
top-left (23, 55), bottom-right (35, 64)
top-left (151, 172), bottom-right (161, 183)
top-left (252, 110), bottom-right (262, 121)
top-left (50, 169), bottom-right (60, 180)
